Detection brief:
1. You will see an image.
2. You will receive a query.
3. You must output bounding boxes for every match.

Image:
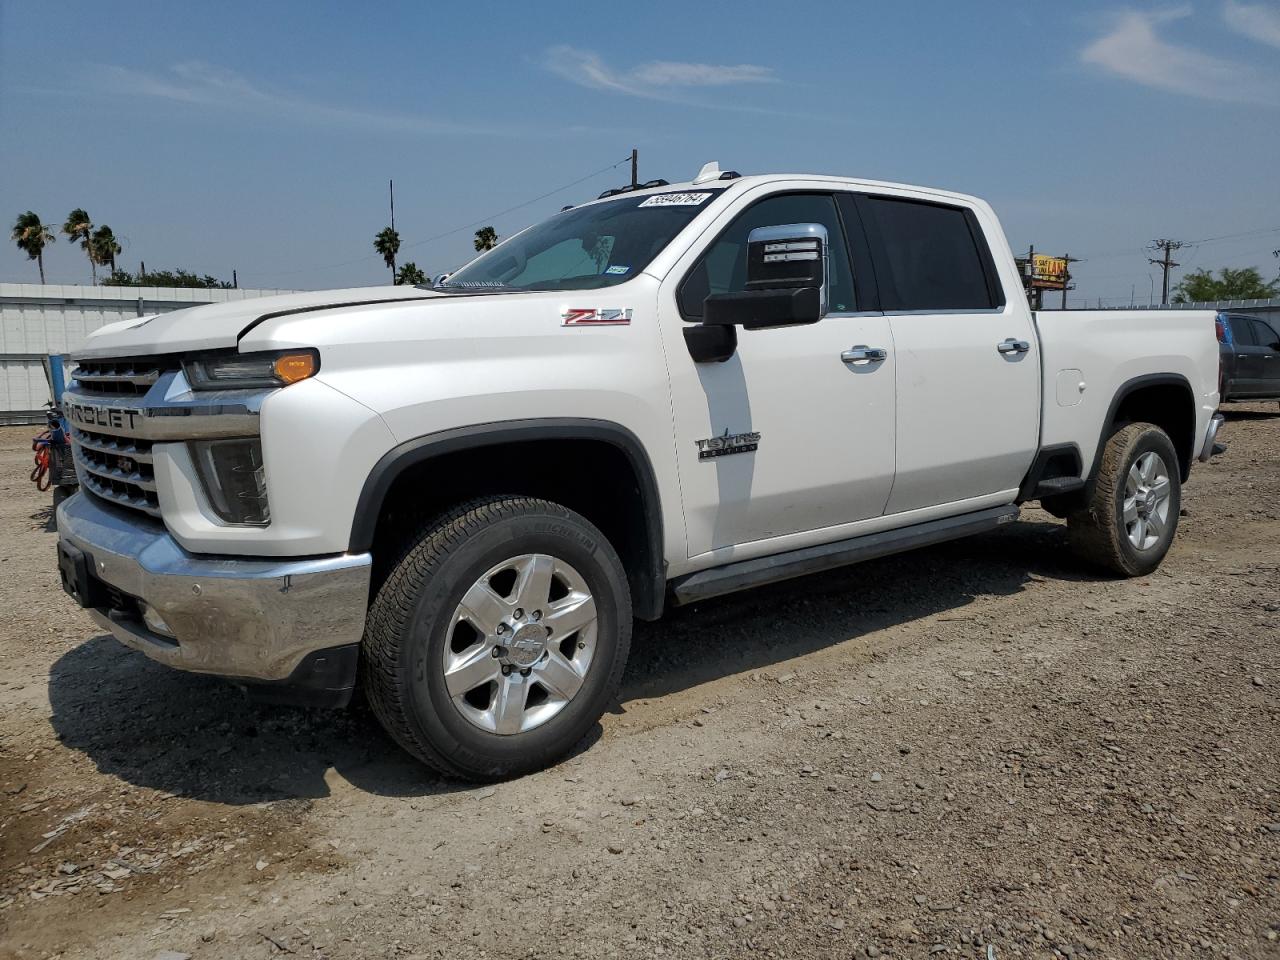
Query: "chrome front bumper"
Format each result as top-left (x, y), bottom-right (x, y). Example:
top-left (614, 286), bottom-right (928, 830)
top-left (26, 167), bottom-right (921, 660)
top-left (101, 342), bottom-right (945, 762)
top-left (56, 491), bottom-right (372, 687)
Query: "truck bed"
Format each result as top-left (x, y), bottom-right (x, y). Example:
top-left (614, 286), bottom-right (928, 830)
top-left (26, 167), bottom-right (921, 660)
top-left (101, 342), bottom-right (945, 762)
top-left (1032, 309), bottom-right (1220, 477)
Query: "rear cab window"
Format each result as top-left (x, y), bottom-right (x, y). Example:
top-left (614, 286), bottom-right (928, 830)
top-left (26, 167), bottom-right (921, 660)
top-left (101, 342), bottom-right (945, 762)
top-left (1230, 317), bottom-right (1258, 346)
top-left (853, 195), bottom-right (1004, 312)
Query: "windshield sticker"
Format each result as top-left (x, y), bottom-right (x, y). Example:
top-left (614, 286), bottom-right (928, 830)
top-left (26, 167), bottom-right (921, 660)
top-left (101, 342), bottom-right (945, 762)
top-left (604, 265), bottom-right (630, 275)
top-left (638, 192), bottom-right (713, 208)
top-left (562, 308), bottom-right (632, 327)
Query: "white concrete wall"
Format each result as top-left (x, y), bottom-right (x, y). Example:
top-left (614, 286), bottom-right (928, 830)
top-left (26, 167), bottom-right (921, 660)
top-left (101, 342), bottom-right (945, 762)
top-left (0, 358), bottom-right (52, 419)
top-left (0, 283), bottom-right (298, 421)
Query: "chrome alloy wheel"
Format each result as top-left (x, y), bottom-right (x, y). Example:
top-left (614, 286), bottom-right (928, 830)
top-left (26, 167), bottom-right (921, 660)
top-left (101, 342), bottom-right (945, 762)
top-left (1123, 451), bottom-right (1172, 551)
top-left (443, 554), bottom-right (598, 735)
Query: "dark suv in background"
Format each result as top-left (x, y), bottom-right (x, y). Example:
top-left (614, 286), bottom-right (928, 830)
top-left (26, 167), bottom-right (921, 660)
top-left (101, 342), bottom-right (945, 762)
top-left (1217, 312), bottom-right (1280, 405)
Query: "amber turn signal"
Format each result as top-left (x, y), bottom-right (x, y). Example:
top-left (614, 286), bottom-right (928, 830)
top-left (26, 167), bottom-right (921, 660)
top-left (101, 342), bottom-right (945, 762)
top-left (273, 352), bottom-right (318, 384)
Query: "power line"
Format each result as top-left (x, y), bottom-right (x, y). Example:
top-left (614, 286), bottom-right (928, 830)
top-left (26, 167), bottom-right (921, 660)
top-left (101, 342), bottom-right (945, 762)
top-left (250, 156), bottom-right (633, 281)
top-left (1186, 225), bottom-right (1280, 245)
top-left (1075, 225), bottom-right (1280, 263)
top-left (399, 156), bottom-right (632, 254)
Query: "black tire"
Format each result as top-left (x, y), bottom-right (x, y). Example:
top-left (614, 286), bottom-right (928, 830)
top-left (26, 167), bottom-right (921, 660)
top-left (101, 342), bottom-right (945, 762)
top-left (361, 496), bottom-right (632, 781)
top-left (1068, 422), bottom-right (1181, 577)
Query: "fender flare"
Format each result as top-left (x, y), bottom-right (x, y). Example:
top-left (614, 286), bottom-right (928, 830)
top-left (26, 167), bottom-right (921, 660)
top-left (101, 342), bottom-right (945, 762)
top-left (348, 418), bottom-right (666, 620)
top-left (1090, 373), bottom-right (1196, 485)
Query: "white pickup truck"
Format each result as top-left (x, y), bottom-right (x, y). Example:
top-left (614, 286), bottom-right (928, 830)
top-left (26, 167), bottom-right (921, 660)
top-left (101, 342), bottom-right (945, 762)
top-left (56, 164), bottom-right (1223, 780)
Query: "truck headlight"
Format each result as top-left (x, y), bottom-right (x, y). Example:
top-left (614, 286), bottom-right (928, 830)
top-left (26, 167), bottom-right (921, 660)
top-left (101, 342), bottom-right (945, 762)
top-left (184, 350), bottom-right (318, 390)
top-left (190, 438), bottom-right (270, 525)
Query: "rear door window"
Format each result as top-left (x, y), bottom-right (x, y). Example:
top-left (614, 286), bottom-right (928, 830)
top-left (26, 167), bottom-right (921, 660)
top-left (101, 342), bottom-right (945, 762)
top-left (1251, 319), bottom-right (1279, 349)
top-left (1230, 316), bottom-right (1258, 346)
top-left (855, 195), bottom-right (1002, 312)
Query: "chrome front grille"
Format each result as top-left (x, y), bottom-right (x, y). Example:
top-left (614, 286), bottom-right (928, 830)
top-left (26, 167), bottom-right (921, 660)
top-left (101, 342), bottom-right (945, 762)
top-left (71, 428), bottom-right (160, 517)
top-left (65, 353), bottom-right (268, 521)
top-left (67, 356), bottom-right (178, 518)
top-left (71, 357), bottom-right (175, 397)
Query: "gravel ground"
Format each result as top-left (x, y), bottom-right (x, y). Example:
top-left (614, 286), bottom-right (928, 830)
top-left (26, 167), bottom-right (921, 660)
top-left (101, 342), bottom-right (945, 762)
top-left (1, 408), bottom-right (1277, 960)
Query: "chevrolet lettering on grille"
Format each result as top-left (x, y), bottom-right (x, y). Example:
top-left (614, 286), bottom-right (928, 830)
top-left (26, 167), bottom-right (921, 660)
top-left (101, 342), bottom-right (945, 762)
top-left (67, 402), bottom-right (143, 432)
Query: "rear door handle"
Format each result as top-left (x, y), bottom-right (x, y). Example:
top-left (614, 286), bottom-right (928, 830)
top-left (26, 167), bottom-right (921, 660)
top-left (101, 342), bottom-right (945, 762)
top-left (841, 345), bottom-right (887, 364)
top-left (997, 338), bottom-right (1031, 355)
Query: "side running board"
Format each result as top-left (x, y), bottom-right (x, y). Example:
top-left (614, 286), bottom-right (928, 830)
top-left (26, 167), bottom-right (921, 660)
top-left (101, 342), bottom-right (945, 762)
top-left (669, 504), bottom-right (1020, 606)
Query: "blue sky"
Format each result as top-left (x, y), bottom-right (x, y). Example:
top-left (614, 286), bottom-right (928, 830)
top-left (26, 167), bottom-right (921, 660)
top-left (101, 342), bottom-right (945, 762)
top-left (2, 1), bottom-right (1278, 304)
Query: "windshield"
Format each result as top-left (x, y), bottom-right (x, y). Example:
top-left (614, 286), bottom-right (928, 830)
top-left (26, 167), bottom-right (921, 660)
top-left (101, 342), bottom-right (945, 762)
top-left (440, 189), bottom-right (725, 292)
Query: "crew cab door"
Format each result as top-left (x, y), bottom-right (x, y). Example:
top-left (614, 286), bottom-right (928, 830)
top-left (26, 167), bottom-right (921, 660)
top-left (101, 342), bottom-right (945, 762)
top-left (852, 192), bottom-right (1040, 514)
top-left (1243, 317), bottom-right (1280, 396)
top-left (659, 189), bottom-right (896, 560)
top-left (1226, 315), bottom-right (1261, 394)
top-left (1251, 319), bottom-right (1280, 394)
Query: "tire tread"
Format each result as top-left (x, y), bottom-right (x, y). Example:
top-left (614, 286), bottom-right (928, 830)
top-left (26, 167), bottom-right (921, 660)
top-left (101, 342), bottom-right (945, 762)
top-left (1068, 422), bottom-right (1178, 577)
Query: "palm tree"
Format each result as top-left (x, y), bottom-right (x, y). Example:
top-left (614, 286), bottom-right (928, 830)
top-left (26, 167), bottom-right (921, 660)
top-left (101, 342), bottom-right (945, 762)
top-left (374, 226), bottom-right (400, 279)
top-left (395, 261), bottom-right (426, 285)
top-left (90, 225), bottom-right (122, 275)
top-left (474, 226), bottom-right (499, 252)
top-left (62, 208), bottom-right (96, 282)
top-left (11, 211), bottom-right (56, 284)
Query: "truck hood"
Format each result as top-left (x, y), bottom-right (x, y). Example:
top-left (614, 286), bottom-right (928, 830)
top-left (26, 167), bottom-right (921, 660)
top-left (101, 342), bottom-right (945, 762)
top-left (76, 286), bottom-right (441, 358)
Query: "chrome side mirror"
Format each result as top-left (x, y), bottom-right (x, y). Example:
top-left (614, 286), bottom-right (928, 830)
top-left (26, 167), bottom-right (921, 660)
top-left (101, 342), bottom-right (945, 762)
top-left (702, 222), bottom-right (829, 330)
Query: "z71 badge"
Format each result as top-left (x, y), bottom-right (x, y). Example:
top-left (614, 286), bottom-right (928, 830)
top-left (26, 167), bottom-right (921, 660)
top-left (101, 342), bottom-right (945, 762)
top-left (695, 429), bottom-right (761, 460)
top-left (562, 308), bottom-right (632, 327)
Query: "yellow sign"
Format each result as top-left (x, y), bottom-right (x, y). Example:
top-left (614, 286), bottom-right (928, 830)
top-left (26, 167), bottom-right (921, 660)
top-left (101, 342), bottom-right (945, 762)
top-left (1031, 255), bottom-right (1068, 289)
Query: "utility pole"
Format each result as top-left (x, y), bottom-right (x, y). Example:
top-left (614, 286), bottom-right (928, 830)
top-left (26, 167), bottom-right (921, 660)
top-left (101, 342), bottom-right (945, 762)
top-left (1148, 239), bottom-right (1185, 306)
top-left (1060, 254), bottom-right (1079, 310)
top-left (630, 148), bottom-right (638, 188)
top-left (1024, 244), bottom-right (1039, 310)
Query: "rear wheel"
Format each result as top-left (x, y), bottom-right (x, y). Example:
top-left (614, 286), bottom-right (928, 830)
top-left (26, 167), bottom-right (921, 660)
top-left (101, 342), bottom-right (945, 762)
top-left (1068, 422), bottom-right (1181, 576)
top-left (361, 496), bottom-right (631, 781)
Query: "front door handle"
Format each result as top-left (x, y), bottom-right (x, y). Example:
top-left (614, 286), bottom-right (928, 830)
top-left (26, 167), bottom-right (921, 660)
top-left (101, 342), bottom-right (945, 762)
top-left (997, 338), bottom-right (1031, 355)
top-left (841, 345), bottom-right (887, 364)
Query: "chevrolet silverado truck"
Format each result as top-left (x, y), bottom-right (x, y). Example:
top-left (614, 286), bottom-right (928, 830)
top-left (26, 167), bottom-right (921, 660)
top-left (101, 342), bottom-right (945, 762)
top-left (55, 164), bottom-right (1224, 780)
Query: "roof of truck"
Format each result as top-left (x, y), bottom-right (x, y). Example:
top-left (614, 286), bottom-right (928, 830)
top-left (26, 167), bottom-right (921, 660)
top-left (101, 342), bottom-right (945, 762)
top-left (584, 167), bottom-right (986, 210)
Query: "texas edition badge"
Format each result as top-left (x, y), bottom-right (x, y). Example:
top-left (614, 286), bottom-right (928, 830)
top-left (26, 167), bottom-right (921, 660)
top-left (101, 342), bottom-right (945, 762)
top-left (695, 429), bottom-right (761, 460)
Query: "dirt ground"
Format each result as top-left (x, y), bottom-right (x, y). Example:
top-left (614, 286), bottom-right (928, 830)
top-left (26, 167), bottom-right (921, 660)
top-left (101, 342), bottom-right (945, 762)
top-left (0, 409), bottom-right (1277, 960)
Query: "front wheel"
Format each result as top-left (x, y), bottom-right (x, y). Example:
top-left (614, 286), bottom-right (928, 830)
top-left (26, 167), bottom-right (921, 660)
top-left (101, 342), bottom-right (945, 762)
top-left (1068, 422), bottom-right (1181, 576)
top-left (361, 496), bottom-right (632, 781)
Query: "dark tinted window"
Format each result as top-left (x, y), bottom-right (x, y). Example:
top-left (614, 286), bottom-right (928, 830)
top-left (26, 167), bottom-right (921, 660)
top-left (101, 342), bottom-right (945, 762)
top-left (1229, 316), bottom-right (1257, 346)
top-left (679, 193), bottom-right (856, 318)
top-left (1251, 318), bottom-right (1279, 349)
top-left (858, 196), bottom-right (997, 311)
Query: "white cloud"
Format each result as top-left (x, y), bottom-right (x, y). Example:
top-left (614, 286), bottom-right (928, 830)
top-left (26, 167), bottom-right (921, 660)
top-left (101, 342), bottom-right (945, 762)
top-left (1223, 1), bottom-right (1280, 48)
top-left (543, 46), bottom-right (775, 101)
top-left (91, 61), bottom-right (511, 136)
top-left (1081, 7), bottom-right (1277, 104)
top-left (630, 61), bottom-right (775, 87)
